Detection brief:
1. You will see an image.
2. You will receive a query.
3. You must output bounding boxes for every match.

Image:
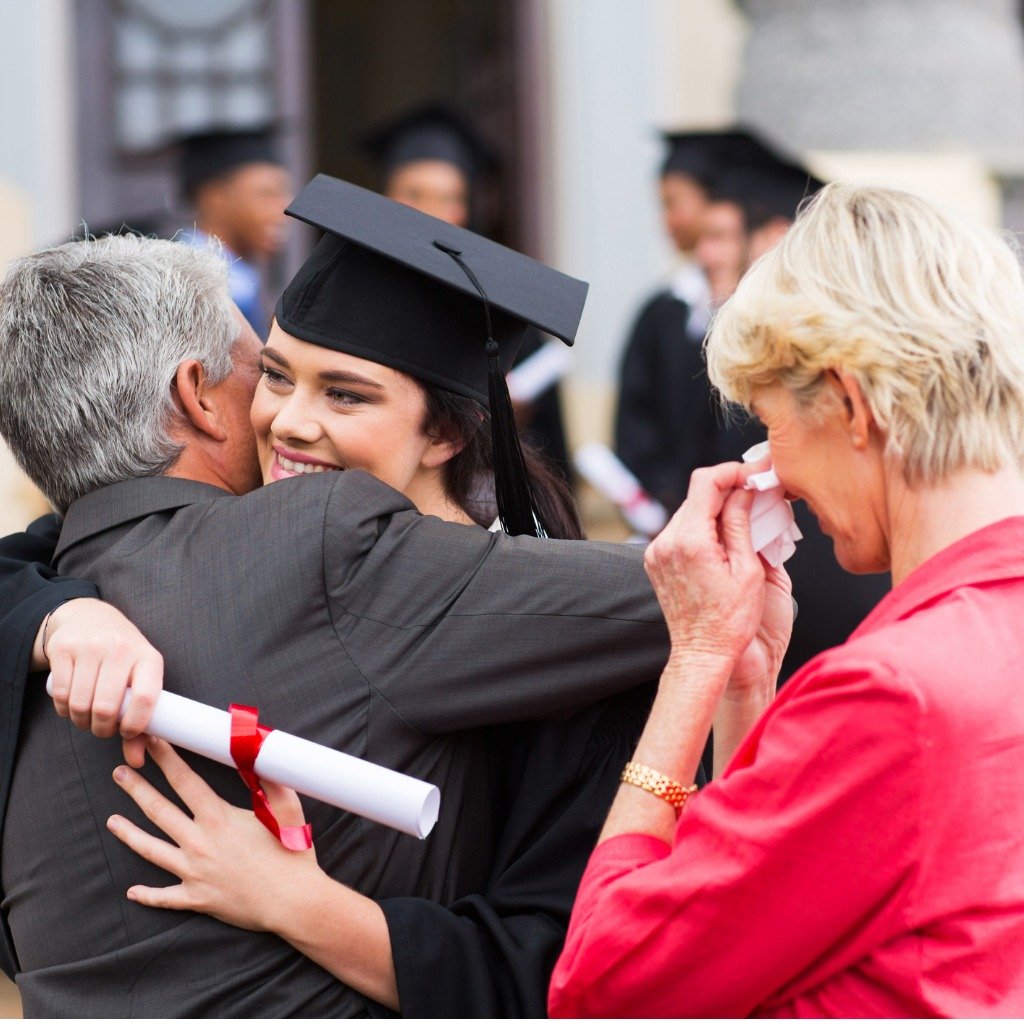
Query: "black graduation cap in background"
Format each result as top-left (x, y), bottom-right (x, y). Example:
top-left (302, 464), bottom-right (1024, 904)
top-left (707, 140), bottom-right (826, 226)
top-left (362, 102), bottom-right (499, 182)
top-left (659, 126), bottom-right (808, 195)
top-left (277, 174), bottom-right (588, 537)
top-left (659, 130), bottom-right (728, 188)
top-left (178, 125), bottom-right (284, 200)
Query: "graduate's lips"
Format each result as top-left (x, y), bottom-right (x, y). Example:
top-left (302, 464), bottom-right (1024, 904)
top-left (270, 445), bottom-right (343, 481)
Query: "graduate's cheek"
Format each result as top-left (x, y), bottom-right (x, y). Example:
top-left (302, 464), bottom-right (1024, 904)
top-left (249, 379), bottom-right (279, 485)
top-left (315, 401), bottom-right (419, 493)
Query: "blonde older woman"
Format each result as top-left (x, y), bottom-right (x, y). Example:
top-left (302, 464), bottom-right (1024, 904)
top-left (549, 184), bottom-right (1024, 1017)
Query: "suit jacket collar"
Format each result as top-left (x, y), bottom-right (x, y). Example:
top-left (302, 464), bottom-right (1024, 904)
top-left (55, 477), bottom-right (233, 560)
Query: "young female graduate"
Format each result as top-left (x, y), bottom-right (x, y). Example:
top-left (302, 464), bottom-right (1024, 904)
top-left (0, 176), bottom-right (683, 1016)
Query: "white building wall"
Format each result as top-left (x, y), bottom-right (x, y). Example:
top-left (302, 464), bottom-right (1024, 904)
top-left (0, 0), bottom-right (77, 529)
top-left (535, 0), bottom-right (744, 444)
top-left (0, 0), bottom-right (78, 259)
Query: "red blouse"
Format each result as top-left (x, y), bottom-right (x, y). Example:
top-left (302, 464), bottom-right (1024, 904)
top-left (550, 517), bottom-right (1024, 1017)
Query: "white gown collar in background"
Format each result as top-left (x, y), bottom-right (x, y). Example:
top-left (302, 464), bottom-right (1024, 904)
top-left (669, 263), bottom-right (712, 343)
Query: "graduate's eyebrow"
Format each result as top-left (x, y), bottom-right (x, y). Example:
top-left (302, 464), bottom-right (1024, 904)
top-left (261, 346), bottom-right (385, 389)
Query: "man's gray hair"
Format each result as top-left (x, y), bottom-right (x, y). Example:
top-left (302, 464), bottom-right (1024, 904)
top-left (0, 234), bottom-right (239, 512)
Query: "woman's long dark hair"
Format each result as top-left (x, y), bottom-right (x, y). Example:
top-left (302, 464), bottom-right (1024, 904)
top-left (421, 383), bottom-right (583, 541)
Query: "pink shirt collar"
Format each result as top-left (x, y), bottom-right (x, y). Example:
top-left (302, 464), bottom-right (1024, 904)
top-left (850, 515), bottom-right (1024, 641)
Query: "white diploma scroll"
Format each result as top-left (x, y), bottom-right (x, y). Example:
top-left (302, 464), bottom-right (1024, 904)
top-left (506, 340), bottom-right (572, 403)
top-left (742, 441), bottom-right (802, 567)
top-left (573, 442), bottom-right (669, 537)
top-left (46, 677), bottom-right (440, 839)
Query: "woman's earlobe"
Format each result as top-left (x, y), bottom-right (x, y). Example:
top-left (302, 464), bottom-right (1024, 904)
top-left (425, 437), bottom-right (465, 468)
top-left (834, 369), bottom-right (875, 446)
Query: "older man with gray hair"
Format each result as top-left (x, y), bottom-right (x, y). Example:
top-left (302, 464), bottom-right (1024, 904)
top-left (0, 236), bottom-right (262, 512)
top-left (0, 230), bottom-right (672, 1016)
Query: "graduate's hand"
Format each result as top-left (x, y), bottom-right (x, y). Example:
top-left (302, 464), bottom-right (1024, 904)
top-left (107, 738), bottom-right (321, 934)
top-left (41, 598), bottom-right (163, 767)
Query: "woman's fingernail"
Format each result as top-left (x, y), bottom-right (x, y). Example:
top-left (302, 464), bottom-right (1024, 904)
top-left (107, 814), bottom-right (122, 830)
top-left (126, 888), bottom-right (138, 901)
top-left (112, 766), bottom-right (127, 783)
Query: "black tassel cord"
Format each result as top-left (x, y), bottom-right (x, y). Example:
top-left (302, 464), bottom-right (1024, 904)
top-left (433, 240), bottom-right (546, 537)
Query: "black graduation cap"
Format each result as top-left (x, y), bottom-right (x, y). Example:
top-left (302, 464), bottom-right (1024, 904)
top-left (708, 148), bottom-right (825, 226)
top-left (178, 126), bottom-right (283, 199)
top-left (659, 127), bottom-right (795, 190)
top-left (277, 174), bottom-right (588, 537)
top-left (659, 130), bottom-right (726, 187)
top-left (362, 102), bottom-right (498, 182)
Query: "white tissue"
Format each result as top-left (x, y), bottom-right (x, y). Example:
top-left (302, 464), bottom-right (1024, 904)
top-left (742, 442), bottom-right (802, 567)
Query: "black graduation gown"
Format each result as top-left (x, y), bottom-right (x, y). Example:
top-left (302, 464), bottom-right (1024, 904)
top-left (0, 523), bottom-right (694, 1014)
top-left (614, 289), bottom-right (740, 512)
top-left (375, 685), bottom-right (658, 1017)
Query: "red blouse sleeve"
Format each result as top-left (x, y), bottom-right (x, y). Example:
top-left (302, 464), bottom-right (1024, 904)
top-left (549, 657), bottom-right (927, 1018)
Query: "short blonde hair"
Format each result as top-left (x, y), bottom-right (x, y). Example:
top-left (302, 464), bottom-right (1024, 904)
top-left (706, 183), bottom-right (1024, 484)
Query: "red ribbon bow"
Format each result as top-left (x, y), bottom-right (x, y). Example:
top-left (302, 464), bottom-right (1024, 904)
top-left (229, 703), bottom-right (312, 852)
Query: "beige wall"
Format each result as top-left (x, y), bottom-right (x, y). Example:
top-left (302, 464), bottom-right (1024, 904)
top-left (806, 151), bottom-right (1001, 227)
top-left (0, 0), bottom-right (76, 532)
top-left (657, 0), bottom-right (747, 129)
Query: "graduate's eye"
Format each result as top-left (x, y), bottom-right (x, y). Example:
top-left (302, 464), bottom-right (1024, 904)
top-left (260, 365), bottom-right (291, 389)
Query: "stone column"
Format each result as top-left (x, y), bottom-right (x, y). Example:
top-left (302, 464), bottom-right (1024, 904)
top-left (736, 0), bottom-right (1024, 173)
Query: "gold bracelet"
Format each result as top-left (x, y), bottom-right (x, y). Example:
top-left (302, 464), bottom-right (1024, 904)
top-left (620, 761), bottom-right (698, 813)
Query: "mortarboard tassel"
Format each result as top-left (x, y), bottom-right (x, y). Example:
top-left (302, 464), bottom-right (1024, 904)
top-left (485, 337), bottom-right (547, 537)
top-left (433, 241), bottom-right (547, 538)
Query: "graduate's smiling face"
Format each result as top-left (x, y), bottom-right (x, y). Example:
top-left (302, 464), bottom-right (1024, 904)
top-left (250, 322), bottom-right (462, 503)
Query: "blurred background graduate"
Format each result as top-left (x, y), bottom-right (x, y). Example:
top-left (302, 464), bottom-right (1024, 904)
top-left (176, 126), bottom-right (293, 336)
top-left (615, 129), bottom-right (779, 512)
top-left (363, 101), bottom-right (573, 481)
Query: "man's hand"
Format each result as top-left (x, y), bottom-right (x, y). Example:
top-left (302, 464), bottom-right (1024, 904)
top-left (35, 598), bottom-right (163, 767)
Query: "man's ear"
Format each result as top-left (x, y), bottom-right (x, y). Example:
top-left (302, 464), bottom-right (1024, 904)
top-left (828, 369), bottom-right (874, 451)
top-left (172, 360), bottom-right (227, 442)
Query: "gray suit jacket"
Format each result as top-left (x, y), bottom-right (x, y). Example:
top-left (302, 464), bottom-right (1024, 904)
top-left (2, 471), bottom-right (667, 1017)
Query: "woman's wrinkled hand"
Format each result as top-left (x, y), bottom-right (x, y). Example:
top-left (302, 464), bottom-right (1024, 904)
top-left (107, 738), bottom-right (319, 934)
top-left (43, 598), bottom-right (164, 768)
top-left (727, 562), bottom-right (794, 700)
top-left (644, 462), bottom-right (767, 665)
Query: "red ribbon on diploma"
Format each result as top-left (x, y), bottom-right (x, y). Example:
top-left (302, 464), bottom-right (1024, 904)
top-left (229, 703), bottom-right (313, 851)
